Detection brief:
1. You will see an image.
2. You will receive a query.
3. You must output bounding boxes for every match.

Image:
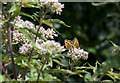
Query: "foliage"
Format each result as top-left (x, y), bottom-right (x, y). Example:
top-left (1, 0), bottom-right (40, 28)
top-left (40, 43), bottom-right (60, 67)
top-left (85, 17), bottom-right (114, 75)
top-left (0, 1), bottom-right (120, 82)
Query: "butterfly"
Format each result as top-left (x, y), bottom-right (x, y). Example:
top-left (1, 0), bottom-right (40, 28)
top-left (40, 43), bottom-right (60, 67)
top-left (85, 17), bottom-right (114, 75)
top-left (64, 37), bottom-right (79, 50)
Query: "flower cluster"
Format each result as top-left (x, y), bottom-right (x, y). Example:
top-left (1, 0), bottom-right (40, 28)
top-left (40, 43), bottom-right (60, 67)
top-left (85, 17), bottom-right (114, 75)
top-left (14, 16), bottom-right (35, 29)
top-left (13, 16), bottom-right (58, 44)
top-left (19, 39), bottom-right (65, 55)
top-left (67, 47), bottom-right (89, 60)
top-left (40, 0), bottom-right (64, 15)
top-left (36, 40), bottom-right (65, 55)
top-left (35, 26), bottom-right (58, 39)
top-left (19, 43), bottom-right (33, 55)
top-left (13, 30), bottom-right (28, 44)
top-left (14, 16), bottom-right (64, 55)
top-left (19, 38), bottom-right (44, 55)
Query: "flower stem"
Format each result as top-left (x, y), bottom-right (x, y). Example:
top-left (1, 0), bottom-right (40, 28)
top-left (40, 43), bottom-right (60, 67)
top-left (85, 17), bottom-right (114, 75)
top-left (8, 23), bottom-right (17, 80)
top-left (0, 61), bottom-right (11, 80)
top-left (2, 3), bottom-right (18, 80)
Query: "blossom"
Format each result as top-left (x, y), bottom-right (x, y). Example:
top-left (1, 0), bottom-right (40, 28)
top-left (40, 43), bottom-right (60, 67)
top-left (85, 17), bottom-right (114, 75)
top-left (19, 43), bottom-right (33, 55)
top-left (40, 0), bottom-right (64, 15)
top-left (51, 3), bottom-right (64, 15)
top-left (67, 47), bottom-right (89, 60)
top-left (13, 30), bottom-right (28, 44)
top-left (13, 16), bottom-right (58, 44)
top-left (35, 26), bottom-right (58, 39)
top-left (19, 40), bottom-right (65, 55)
top-left (19, 38), bottom-right (44, 55)
top-left (14, 16), bottom-right (35, 29)
top-left (37, 40), bottom-right (66, 55)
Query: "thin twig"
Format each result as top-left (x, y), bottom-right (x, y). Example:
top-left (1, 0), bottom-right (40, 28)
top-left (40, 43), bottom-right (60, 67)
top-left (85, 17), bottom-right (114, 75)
top-left (3, 2), bottom-right (18, 80)
top-left (7, 23), bottom-right (17, 80)
top-left (0, 61), bottom-right (11, 80)
top-left (2, 3), bottom-right (17, 80)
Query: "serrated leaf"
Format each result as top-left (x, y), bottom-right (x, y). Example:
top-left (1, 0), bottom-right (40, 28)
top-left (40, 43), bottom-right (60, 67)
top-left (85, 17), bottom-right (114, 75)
top-left (47, 19), bottom-right (70, 28)
top-left (40, 20), bottom-right (60, 35)
top-left (8, 4), bottom-right (17, 13)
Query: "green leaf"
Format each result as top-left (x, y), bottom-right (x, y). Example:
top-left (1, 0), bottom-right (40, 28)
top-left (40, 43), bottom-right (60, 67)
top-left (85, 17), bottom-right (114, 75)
top-left (49, 57), bottom-right (53, 67)
top-left (75, 66), bottom-right (95, 70)
top-left (93, 56), bottom-right (120, 81)
top-left (47, 19), bottom-right (70, 28)
top-left (32, 15), bottom-right (39, 22)
top-left (22, 27), bottom-right (47, 41)
top-left (53, 59), bottom-right (66, 67)
top-left (110, 41), bottom-right (119, 48)
top-left (106, 74), bottom-right (116, 82)
top-left (15, 27), bottom-right (41, 52)
top-left (9, 7), bottom-right (19, 21)
top-left (8, 4), bottom-right (17, 13)
top-left (19, 12), bottom-right (34, 20)
top-left (40, 20), bottom-right (60, 35)
top-left (46, 69), bottom-right (76, 75)
top-left (92, 2), bottom-right (108, 6)
top-left (22, 60), bottom-right (28, 67)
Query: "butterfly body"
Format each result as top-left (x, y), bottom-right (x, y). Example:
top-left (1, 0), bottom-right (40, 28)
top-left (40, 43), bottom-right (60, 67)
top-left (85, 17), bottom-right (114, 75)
top-left (64, 37), bottom-right (79, 50)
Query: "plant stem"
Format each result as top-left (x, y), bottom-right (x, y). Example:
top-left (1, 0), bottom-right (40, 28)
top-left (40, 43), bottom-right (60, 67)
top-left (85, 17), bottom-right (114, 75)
top-left (36, 71), bottom-right (40, 83)
top-left (2, 2), bottom-right (18, 80)
top-left (0, 61), bottom-right (11, 80)
top-left (7, 23), bottom-right (17, 80)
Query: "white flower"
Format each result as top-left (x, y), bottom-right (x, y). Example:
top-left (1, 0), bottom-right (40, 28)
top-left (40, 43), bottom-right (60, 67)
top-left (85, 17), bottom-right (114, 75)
top-left (19, 43), bottom-right (33, 54)
top-left (39, 0), bottom-right (64, 15)
top-left (13, 16), bottom-right (58, 44)
top-left (13, 30), bottom-right (28, 44)
top-left (38, 40), bottom-right (65, 55)
top-left (52, 3), bottom-right (64, 15)
top-left (67, 47), bottom-right (89, 60)
top-left (37, 26), bottom-right (58, 39)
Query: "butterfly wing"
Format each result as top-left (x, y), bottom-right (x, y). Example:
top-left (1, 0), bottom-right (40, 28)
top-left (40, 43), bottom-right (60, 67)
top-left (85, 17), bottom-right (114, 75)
top-left (73, 37), bottom-right (79, 48)
top-left (64, 40), bottom-right (73, 50)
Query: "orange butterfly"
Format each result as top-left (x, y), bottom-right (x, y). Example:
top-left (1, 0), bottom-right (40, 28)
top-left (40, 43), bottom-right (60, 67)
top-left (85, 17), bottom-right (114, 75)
top-left (64, 37), bottom-right (79, 50)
